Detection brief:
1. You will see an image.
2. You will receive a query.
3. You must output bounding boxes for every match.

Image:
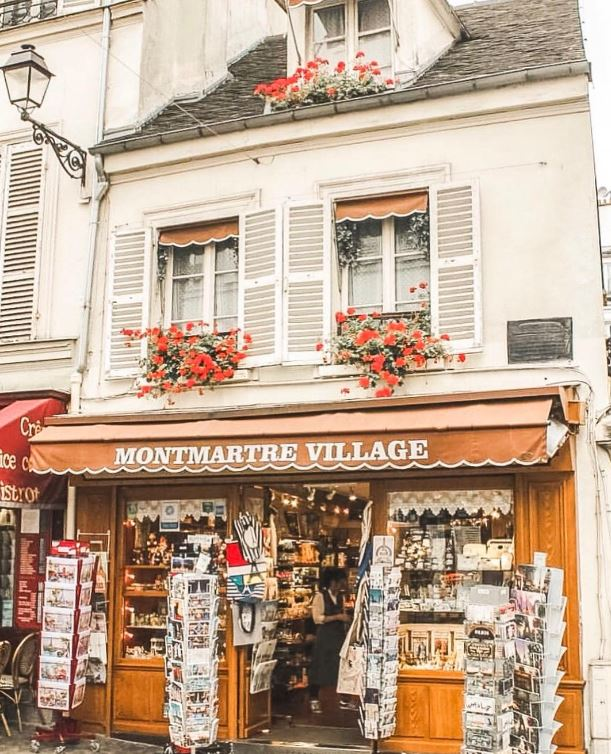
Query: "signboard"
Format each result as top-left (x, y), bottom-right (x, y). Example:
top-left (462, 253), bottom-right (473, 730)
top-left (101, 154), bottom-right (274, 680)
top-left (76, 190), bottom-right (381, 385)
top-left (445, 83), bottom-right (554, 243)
top-left (0, 398), bottom-right (66, 508)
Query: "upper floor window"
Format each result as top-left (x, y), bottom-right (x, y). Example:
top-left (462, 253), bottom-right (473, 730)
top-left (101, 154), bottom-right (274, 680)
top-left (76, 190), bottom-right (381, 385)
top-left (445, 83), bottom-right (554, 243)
top-left (0, 0), bottom-right (57, 29)
top-left (158, 219), bottom-right (239, 333)
top-left (336, 192), bottom-right (430, 314)
top-left (312, 0), bottom-right (392, 75)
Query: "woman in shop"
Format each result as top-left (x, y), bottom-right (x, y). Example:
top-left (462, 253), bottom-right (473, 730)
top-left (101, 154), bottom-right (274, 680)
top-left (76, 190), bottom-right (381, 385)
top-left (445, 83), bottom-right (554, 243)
top-left (308, 567), bottom-right (352, 713)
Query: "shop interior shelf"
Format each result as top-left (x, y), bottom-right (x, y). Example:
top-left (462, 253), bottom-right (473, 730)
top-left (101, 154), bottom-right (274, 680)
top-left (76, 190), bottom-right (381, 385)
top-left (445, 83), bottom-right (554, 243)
top-left (124, 590), bottom-right (169, 597)
top-left (126, 624), bottom-right (167, 630)
top-left (124, 564), bottom-right (170, 570)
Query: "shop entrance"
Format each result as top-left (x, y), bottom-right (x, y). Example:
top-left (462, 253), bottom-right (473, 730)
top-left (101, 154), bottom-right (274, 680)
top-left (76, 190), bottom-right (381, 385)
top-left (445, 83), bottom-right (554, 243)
top-left (252, 481), bottom-right (368, 746)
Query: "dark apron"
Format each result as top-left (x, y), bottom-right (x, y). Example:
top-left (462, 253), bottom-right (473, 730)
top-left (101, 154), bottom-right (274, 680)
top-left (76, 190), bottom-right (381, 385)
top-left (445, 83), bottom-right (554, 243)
top-left (309, 589), bottom-right (345, 687)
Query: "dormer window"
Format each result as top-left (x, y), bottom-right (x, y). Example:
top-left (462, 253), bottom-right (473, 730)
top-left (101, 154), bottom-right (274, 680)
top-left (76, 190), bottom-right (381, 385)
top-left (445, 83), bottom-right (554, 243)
top-left (311, 0), bottom-right (392, 75)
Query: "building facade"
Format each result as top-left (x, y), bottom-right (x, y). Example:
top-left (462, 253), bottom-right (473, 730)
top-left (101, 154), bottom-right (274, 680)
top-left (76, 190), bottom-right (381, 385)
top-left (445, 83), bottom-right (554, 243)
top-left (3, 0), bottom-right (611, 752)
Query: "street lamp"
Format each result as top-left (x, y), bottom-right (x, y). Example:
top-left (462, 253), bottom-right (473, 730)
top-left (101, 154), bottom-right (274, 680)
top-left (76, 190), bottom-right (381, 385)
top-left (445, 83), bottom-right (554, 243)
top-left (0, 44), bottom-right (87, 184)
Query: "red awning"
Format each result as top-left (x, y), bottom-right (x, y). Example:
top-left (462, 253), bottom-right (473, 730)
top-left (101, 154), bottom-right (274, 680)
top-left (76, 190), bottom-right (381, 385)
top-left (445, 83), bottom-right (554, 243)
top-left (29, 397), bottom-right (567, 476)
top-left (159, 219), bottom-right (239, 248)
top-left (288, 0), bottom-right (325, 6)
top-left (336, 192), bottom-right (428, 223)
top-left (0, 398), bottom-right (66, 508)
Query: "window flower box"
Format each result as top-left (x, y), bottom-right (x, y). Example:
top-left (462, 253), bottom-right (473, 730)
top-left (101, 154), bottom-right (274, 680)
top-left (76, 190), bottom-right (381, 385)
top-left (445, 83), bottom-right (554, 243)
top-left (121, 323), bottom-right (251, 399)
top-left (254, 54), bottom-right (394, 112)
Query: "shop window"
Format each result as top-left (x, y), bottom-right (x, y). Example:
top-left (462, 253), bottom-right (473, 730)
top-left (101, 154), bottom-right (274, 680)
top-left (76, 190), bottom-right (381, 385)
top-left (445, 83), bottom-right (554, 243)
top-left (120, 498), bottom-right (229, 663)
top-left (312, 0), bottom-right (392, 74)
top-left (336, 192), bottom-right (430, 315)
top-left (158, 219), bottom-right (239, 333)
top-left (387, 489), bottom-right (514, 672)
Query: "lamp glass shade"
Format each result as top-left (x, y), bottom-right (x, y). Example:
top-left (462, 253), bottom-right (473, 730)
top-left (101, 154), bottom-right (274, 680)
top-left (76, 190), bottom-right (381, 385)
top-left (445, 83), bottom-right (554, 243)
top-left (0, 46), bottom-right (53, 113)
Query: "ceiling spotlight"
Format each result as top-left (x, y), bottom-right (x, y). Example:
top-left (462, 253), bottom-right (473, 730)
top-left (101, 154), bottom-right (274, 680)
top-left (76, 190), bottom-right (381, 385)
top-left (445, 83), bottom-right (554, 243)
top-left (333, 505), bottom-right (341, 515)
top-left (342, 507), bottom-right (350, 516)
top-left (307, 487), bottom-right (316, 502)
top-left (282, 495), bottom-right (289, 506)
top-left (319, 504), bottom-right (327, 512)
top-left (326, 488), bottom-right (337, 501)
top-left (348, 487), bottom-right (357, 502)
top-left (291, 498), bottom-right (298, 508)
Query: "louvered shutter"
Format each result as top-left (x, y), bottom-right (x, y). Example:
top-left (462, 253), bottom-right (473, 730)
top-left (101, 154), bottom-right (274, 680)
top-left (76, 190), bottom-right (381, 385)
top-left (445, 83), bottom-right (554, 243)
top-left (0, 143), bottom-right (44, 342)
top-left (58, 0), bottom-right (100, 12)
top-left (106, 228), bottom-right (150, 377)
top-left (283, 202), bottom-right (327, 363)
top-left (239, 208), bottom-right (283, 367)
top-left (430, 182), bottom-right (481, 350)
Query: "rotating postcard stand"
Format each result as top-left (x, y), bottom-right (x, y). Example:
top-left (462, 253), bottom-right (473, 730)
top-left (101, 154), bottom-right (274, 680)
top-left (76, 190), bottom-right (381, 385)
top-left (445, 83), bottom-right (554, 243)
top-left (163, 539), bottom-right (229, 754)
top-left (32, 541), bottom-right (99, 754)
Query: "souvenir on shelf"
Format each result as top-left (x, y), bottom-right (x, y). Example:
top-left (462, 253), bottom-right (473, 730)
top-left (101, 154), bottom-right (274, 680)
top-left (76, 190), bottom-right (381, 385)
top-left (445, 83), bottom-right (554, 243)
top-left (38, 542), bottom-right (97, 711)
top-left (462, 585), bottom-right (515, 754)
top-left (511, 555), bottom-right (566, 754)
top-left (166, 571), bottom-right (221, 749)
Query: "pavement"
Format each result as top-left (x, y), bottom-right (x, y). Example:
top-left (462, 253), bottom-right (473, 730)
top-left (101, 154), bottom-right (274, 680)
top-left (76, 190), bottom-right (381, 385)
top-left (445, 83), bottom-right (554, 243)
top-left (1, 726), bottom-right (160, 754)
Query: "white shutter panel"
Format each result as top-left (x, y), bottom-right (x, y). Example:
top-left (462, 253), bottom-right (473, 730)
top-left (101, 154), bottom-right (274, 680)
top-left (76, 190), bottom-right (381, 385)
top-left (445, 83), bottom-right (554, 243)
top-left (106, 228), bottom-right (150, 377)
top-left (58, 0), bottom-right (100, 13)
top-left (239, 208), bottom-right (283, 367)
top-left (430, 182), bottom-right (481, 350)
top-left (283, 202), bottom-right (328, 363)
top-left (0, 143), bottom-right (44, 342)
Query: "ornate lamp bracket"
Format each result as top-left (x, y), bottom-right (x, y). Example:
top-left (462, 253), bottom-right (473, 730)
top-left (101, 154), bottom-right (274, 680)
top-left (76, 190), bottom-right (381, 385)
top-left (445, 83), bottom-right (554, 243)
top-left (22, 111), bottom-right (87, 185)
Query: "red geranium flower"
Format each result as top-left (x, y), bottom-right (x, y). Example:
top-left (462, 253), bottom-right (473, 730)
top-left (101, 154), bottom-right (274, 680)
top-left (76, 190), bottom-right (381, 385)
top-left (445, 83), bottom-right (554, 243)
top-left (375, 387), bottom-right (393, 398)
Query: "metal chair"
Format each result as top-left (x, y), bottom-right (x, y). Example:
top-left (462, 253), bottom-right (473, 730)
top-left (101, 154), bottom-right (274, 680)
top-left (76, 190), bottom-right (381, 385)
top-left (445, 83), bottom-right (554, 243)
top-left (0, 641), bottom-right (10, 736)
top-left (0, 633), bottom-right (38, 733)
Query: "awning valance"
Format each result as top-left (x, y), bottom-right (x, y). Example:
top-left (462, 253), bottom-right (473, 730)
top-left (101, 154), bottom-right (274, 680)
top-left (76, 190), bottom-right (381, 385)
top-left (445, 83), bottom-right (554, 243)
top-left (30, 397), bottom-right (567, 477)
top-left (288, 0), bottom-right (325, 6)
top-left (159, 219), bottom-right (239, 248)
top-left (336, 192), bottom-right (428, 223)
top-left (1, 398), bottom-right (66, 508)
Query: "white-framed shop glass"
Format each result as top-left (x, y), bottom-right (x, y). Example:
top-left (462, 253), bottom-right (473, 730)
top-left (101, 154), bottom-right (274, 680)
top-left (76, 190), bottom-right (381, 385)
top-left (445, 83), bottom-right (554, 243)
top-left (311, 0), bottom-right (392, 75)
top-left (341, 215), bottom-right (430, 315)
top-left (164, 238), bottom-right (239, 333)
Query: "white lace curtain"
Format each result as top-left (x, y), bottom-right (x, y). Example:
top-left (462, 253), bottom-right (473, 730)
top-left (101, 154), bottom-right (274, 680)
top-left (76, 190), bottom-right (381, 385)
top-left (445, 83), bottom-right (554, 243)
top-left (388, 489), bottom-right (514, 517)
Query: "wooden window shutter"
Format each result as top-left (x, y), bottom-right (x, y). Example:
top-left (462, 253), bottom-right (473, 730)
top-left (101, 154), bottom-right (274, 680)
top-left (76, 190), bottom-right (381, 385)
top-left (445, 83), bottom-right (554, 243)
top-left (283, 202), bottom-right (327, 363)
top-left (106, 227), bottom-right (150, 377)
top-left (430, 182), bottom-right (482, 350)
top-left (0, 143), bottom-right (44, 342)
top-left (239, 208), bottom-right (283, 367)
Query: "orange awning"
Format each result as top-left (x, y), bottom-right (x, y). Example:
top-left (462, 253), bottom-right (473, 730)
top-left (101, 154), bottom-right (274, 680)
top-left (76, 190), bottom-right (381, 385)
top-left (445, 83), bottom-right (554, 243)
top-left (336, 192), bottom-right (428, 223)
top-left (159, 219), bottom-right (238, 247)
top-left (30, 397), bottom-right (567, 476)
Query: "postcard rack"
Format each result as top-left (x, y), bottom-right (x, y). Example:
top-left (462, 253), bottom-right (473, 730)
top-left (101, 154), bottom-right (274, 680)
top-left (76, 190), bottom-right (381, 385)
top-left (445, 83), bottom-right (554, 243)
top-left (32, 540), bottom-right (99, 753)
top-left (165, 572), bottom-right (221, 753)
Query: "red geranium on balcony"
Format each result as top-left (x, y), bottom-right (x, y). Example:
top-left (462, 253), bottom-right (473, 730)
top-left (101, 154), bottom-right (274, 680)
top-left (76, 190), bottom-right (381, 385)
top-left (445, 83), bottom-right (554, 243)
top-left (317, 287), bottom-right (465, 398)
top-left (122, 323), bottom-right (251, 398)
top-left (254, 54), bottom-right (394, 112)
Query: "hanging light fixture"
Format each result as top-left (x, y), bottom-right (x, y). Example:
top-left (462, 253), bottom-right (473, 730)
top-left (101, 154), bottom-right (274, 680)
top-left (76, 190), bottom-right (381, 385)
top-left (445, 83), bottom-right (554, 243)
top-left (0, 44), bottom-right (87, 183)
top-left (348, 487), bottom-right (357, 502)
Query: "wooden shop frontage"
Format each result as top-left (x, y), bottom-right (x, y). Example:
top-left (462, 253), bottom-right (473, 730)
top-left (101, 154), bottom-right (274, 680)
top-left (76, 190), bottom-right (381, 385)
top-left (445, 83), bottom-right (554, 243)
top-left (29, 386), bottom-right (586, 754)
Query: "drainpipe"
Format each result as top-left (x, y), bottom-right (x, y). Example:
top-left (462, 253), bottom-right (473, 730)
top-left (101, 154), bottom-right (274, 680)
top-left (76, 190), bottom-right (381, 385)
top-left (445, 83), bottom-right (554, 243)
top-left (70, 0), bottom-right (111, 415)
top-left (66, 1), bottom-right (111, 538)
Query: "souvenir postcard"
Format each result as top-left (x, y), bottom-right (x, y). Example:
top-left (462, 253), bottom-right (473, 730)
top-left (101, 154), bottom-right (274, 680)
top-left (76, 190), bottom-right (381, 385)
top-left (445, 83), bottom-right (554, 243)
top-left (79, 583), bottom-right (93, 608)
top-left (44, 584), bottom-right (78, 610)
top-left (72, 679), bottom-right (86, 709)
top-left (41, 632), bottom-right (74, 659)
top-left (512, 589), bottom-right (546, 618)
top-left (253, 639), bottom-right (277, 665)
top-left (76, 631), bottom-right (91, 659)
top-left (464, 694), bottom-right (495, 715)
top-left (43, 607), bottom-right (75, 634)
top-left (38, 681), bottom-right (71, 711)
top-left (39, 658), bottom-right (72, 683)
top-left (77, 606), bottom-right (92, 632)
top-left (46, 557), bottom-right (80, 585)
top-left (250, 659), bottom-right (277, 694)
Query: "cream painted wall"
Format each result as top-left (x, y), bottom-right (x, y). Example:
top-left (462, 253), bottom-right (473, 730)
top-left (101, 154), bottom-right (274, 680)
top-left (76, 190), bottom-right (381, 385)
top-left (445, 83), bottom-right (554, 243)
top-left (81, 74), bottom-right (607, 411)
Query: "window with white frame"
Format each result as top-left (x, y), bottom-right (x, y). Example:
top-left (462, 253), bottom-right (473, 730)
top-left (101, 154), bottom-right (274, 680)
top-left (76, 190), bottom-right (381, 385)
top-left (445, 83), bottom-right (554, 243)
top-left (312, 0), bottom-right (392, 74)
top-left (158, 220), bottom-right (239, 333)
top-left (336, 192), bottom-right (430, 314)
